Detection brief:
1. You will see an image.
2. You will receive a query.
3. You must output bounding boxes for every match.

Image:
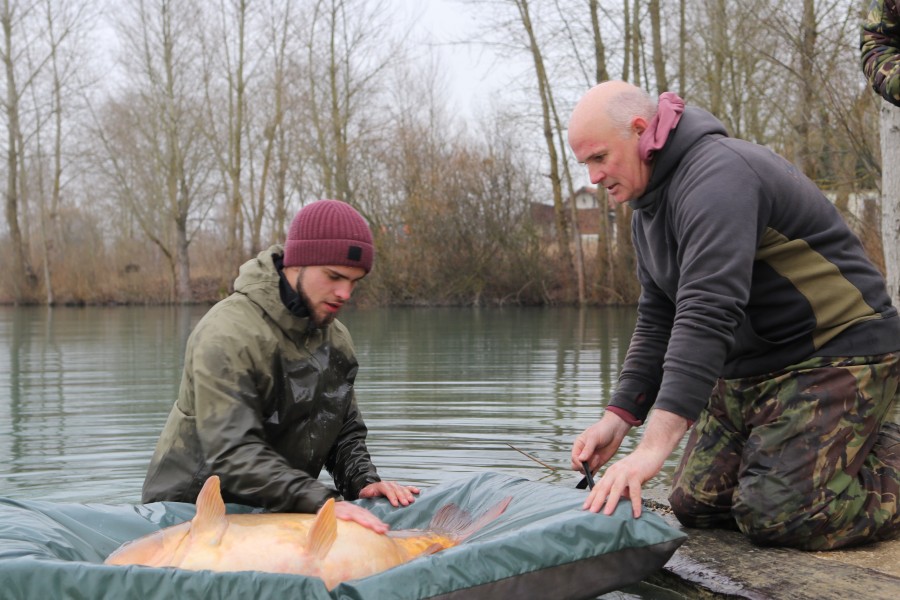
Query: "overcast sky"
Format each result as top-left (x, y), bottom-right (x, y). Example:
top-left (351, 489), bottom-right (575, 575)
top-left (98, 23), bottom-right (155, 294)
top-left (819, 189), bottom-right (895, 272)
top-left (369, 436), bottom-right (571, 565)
top-left (390, 0), bottom-right (510, 119)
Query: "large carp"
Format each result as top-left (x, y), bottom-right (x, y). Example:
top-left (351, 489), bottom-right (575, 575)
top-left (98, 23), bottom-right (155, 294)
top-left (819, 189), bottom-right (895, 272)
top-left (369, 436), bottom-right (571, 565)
top-left (105, 475), bottom-right (511, 590)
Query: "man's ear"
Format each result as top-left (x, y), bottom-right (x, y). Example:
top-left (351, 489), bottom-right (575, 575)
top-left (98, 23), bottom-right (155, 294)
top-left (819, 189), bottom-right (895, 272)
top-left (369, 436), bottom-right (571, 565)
top-left (631, 116), bottom-right (649, 136)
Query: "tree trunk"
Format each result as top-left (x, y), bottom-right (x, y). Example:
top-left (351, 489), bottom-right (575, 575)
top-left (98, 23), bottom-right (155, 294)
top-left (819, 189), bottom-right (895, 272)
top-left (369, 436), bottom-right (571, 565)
top-left (795, 0), bottom-right (817, 178)
top-left (710, 0), bottom-right (727, 116)
top-left (881, 102), bottom-right (900, 306)
top-left (588, 0), bottom-right (609, 83)
top-left (226, 0), bottom-right (247, 270)
top-left (514, 0), bottom-right (576, 295)
top-left (631, 0), bottom-right (641, 84)
top-left (648, 0), bottom-right (667, 92)
top-left (2, 0), bottom-right (34, 303)
top-left (328, 2), bottom-right (351, 203)
top-left (161, 0), bottom-right (191, 304)
top-left (175, 209), bottom-right (192, 303)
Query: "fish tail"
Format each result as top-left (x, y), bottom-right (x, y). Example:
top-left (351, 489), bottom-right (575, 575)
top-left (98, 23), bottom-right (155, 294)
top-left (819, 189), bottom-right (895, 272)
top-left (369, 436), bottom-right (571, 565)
top-left (428, 496), bottom-right (512, 541)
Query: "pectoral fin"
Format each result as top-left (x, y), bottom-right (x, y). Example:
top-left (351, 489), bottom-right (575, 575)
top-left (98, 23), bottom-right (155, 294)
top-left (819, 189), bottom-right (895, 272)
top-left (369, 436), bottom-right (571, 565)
top-left (190, 475), bottom-right (229, 546)
top-left (307, 498), bottom-right (338, 560)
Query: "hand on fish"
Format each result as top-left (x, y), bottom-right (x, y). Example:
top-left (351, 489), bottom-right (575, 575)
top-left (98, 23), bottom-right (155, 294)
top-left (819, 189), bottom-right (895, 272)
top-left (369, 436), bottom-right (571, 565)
top-left (358, 480), bottom-right (420, 507)
top-left (339, 481), bottom-right (420, 534)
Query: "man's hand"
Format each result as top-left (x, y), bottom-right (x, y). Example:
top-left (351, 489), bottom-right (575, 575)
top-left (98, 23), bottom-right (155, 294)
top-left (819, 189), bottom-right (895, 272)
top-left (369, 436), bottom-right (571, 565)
top-left (571, 411), bottom-right (633, 473)
top-left (332, 501), bottom-right (390, 534)
top-left (331, 482), bottom-right (420, 534)
top-left (358, 480), bottom-right (420, 507)
top-left (581, 409), bottom-right (689, 518)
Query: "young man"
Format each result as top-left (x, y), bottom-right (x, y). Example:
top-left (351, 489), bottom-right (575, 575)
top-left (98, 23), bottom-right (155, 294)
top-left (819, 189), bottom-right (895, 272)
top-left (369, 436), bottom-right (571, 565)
top-left (143, 200), bottom-right (418, 532)
top-left (568, 81), bottom-right (900, 550)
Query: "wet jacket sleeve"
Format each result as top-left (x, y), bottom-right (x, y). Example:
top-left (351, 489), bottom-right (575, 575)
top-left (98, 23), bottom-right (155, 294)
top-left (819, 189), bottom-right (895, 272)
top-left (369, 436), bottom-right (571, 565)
top-left (190, 325), bottom-right (338, 514)
top-left (326, 391), bottom-right (381, 500)
top-left (862, 0), bottom-right (900, 106)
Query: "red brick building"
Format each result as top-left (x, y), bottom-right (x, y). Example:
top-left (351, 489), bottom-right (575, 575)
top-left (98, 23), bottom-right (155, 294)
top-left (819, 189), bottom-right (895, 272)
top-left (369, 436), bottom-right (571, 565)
top-left (530, 186), bottom-right (616, 248)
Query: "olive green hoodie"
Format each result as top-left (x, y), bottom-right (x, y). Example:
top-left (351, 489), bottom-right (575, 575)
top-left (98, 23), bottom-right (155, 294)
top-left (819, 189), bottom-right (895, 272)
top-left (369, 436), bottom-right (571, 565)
top-left (142, 245), bottom-right (380, 512)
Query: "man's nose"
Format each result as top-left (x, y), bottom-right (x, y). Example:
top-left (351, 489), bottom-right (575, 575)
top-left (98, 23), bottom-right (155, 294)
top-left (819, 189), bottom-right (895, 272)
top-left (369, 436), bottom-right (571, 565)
top-left (588, 164), bottom-right (604, 185)
top-left (335, 281), bottom-right (354, 300)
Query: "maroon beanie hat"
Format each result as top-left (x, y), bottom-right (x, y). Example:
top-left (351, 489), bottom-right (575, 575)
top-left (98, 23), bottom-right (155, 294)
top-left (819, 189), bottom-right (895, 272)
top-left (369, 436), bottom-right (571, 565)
top-left (283, 200), bottom-right (374, 273)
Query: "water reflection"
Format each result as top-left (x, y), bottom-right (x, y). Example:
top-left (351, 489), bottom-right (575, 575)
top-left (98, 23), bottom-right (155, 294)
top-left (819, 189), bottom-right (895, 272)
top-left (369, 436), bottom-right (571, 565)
top-left (0, 306), bottom-right (205, 503)
top-left (344, 307), bottom-right (643, 488)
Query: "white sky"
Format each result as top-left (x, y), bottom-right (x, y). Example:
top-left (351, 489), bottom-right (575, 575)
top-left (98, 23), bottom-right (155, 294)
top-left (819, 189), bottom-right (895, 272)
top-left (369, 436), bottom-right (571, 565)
top-left (390, 0), bottom-right (508, 119)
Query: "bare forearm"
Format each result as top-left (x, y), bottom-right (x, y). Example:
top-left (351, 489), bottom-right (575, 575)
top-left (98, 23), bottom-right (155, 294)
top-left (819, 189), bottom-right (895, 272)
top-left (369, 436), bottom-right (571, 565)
top-left (580, 408), bottom-right (690, 517)
top-left (636, 408), bottom-right (690, 460)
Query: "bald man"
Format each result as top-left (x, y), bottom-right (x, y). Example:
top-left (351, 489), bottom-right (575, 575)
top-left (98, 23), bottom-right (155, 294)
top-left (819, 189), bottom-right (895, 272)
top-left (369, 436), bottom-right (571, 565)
top-left (568, 81), bottom-right (900, 551)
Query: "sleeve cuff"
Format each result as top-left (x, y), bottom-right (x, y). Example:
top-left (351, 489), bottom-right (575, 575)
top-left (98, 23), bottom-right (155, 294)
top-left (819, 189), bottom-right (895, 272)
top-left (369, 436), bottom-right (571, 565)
top-left (606, 406), bottom-right (643, 426)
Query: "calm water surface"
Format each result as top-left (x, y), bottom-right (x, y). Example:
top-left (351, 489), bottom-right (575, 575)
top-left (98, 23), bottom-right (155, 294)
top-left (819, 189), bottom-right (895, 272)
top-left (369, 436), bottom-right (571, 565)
top-left (0, 305), bottom-right (670, 504)
top-left (5, 305), bottom-right (897, 507)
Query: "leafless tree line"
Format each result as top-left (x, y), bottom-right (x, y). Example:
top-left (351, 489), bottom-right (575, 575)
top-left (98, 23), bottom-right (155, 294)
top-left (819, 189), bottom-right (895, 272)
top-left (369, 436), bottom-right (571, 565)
top-left (0, 0), bottom-right (887, 307)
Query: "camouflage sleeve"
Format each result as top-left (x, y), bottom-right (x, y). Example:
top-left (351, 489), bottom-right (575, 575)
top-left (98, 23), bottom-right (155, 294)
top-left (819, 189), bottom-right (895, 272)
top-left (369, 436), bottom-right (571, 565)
top-left (861, 0), bottom-right (900, 106)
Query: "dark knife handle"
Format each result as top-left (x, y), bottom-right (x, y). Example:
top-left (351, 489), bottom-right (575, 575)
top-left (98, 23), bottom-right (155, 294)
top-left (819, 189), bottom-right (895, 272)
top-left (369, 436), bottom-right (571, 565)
top-left (576, 461), bottom-right (595, 490)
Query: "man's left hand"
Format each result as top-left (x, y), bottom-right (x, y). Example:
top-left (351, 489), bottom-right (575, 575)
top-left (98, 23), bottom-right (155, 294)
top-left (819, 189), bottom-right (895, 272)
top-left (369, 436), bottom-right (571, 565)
top-left (583, 408), bottom-right (689, 518)
top-left (358, 480), bottom-right (421, 507)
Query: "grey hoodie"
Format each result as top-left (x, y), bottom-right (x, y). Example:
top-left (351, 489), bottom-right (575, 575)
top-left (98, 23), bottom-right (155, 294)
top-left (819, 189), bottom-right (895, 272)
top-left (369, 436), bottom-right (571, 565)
top-left (610, 107), bottom-right (900, 423)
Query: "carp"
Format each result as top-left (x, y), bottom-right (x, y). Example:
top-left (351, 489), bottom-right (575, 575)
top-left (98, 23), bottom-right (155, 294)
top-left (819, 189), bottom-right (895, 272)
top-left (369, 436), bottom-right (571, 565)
top-left (104, 475), bottom-right (511, 590)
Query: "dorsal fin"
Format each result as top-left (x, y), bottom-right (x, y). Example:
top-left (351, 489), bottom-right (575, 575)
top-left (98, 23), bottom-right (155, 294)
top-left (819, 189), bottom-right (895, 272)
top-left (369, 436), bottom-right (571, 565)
top-left (190, 475), bottom-right (229, 546)
top-left (307, 498), bottom-right (338, 560)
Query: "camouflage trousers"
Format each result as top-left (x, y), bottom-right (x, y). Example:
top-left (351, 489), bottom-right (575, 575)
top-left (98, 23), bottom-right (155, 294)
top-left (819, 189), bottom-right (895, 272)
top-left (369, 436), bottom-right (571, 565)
top-left (668, 352), bottom-right (900, 551)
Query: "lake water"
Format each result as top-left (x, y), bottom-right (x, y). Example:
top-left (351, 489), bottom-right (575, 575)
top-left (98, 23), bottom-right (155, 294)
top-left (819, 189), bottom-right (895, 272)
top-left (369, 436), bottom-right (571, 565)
top-left (5, 304), bottom-right (897, 508)
top-left (0, 305), bottom-right (669, 505)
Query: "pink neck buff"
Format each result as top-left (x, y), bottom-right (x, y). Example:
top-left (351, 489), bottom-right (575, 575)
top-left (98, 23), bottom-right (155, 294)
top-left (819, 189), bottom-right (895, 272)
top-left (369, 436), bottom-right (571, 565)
top-left (638, 92), bottom-right (685, 162)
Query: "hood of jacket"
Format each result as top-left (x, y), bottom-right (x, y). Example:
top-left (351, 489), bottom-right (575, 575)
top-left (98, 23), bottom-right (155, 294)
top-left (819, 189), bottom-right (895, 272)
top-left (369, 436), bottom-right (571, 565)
top-left (630, 106), bottom-right (729, 213)
top-left (233, 244), bottom-right (318, 342)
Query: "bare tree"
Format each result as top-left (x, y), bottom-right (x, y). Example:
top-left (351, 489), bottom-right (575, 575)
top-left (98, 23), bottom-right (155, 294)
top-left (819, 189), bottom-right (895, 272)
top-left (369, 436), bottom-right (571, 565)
top-left (96, 0), bottom-right (214, 303)
top-left (301, 0), bottom-right (398, 206)
top-left (588, 0), bottom-right (610, 83)
top-left (245, 0), bottom-right (292, 253)
top-left (648, 0), bottom-right (667, 92)
top-left (28, 0), bottom-right (93, 305)
top-left (1, 0), bottom-right (38, 302)
top-left (200, 0), bottom-right (249, 274)
top-left (510, 0), bottom-right (581, 301)
top-left (629, 0), bottom-right (641, 84)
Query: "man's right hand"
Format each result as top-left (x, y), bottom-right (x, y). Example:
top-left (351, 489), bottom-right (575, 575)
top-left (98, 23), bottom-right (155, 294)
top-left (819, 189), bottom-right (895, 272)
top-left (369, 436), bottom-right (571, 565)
top-left (332, 501), bottom-right (389, 534)
top-left (570, 411), bottom-right (633, 475)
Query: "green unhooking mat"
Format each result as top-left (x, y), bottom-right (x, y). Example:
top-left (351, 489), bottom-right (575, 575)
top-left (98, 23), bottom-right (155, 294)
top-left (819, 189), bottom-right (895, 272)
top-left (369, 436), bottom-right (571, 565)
top-left (0, 471), bottom-right (686, 599)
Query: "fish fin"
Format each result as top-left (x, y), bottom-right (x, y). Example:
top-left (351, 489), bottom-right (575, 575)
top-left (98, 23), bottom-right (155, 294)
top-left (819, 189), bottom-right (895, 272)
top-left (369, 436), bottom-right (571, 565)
top-left (307, 498), bottom-right (338, 560)
top-left (421, 542), bottom-right (444, 556)
top-left (429, 496), bottom-right (512, 541)
top-left (190, 475), bottom-right (229, 546)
